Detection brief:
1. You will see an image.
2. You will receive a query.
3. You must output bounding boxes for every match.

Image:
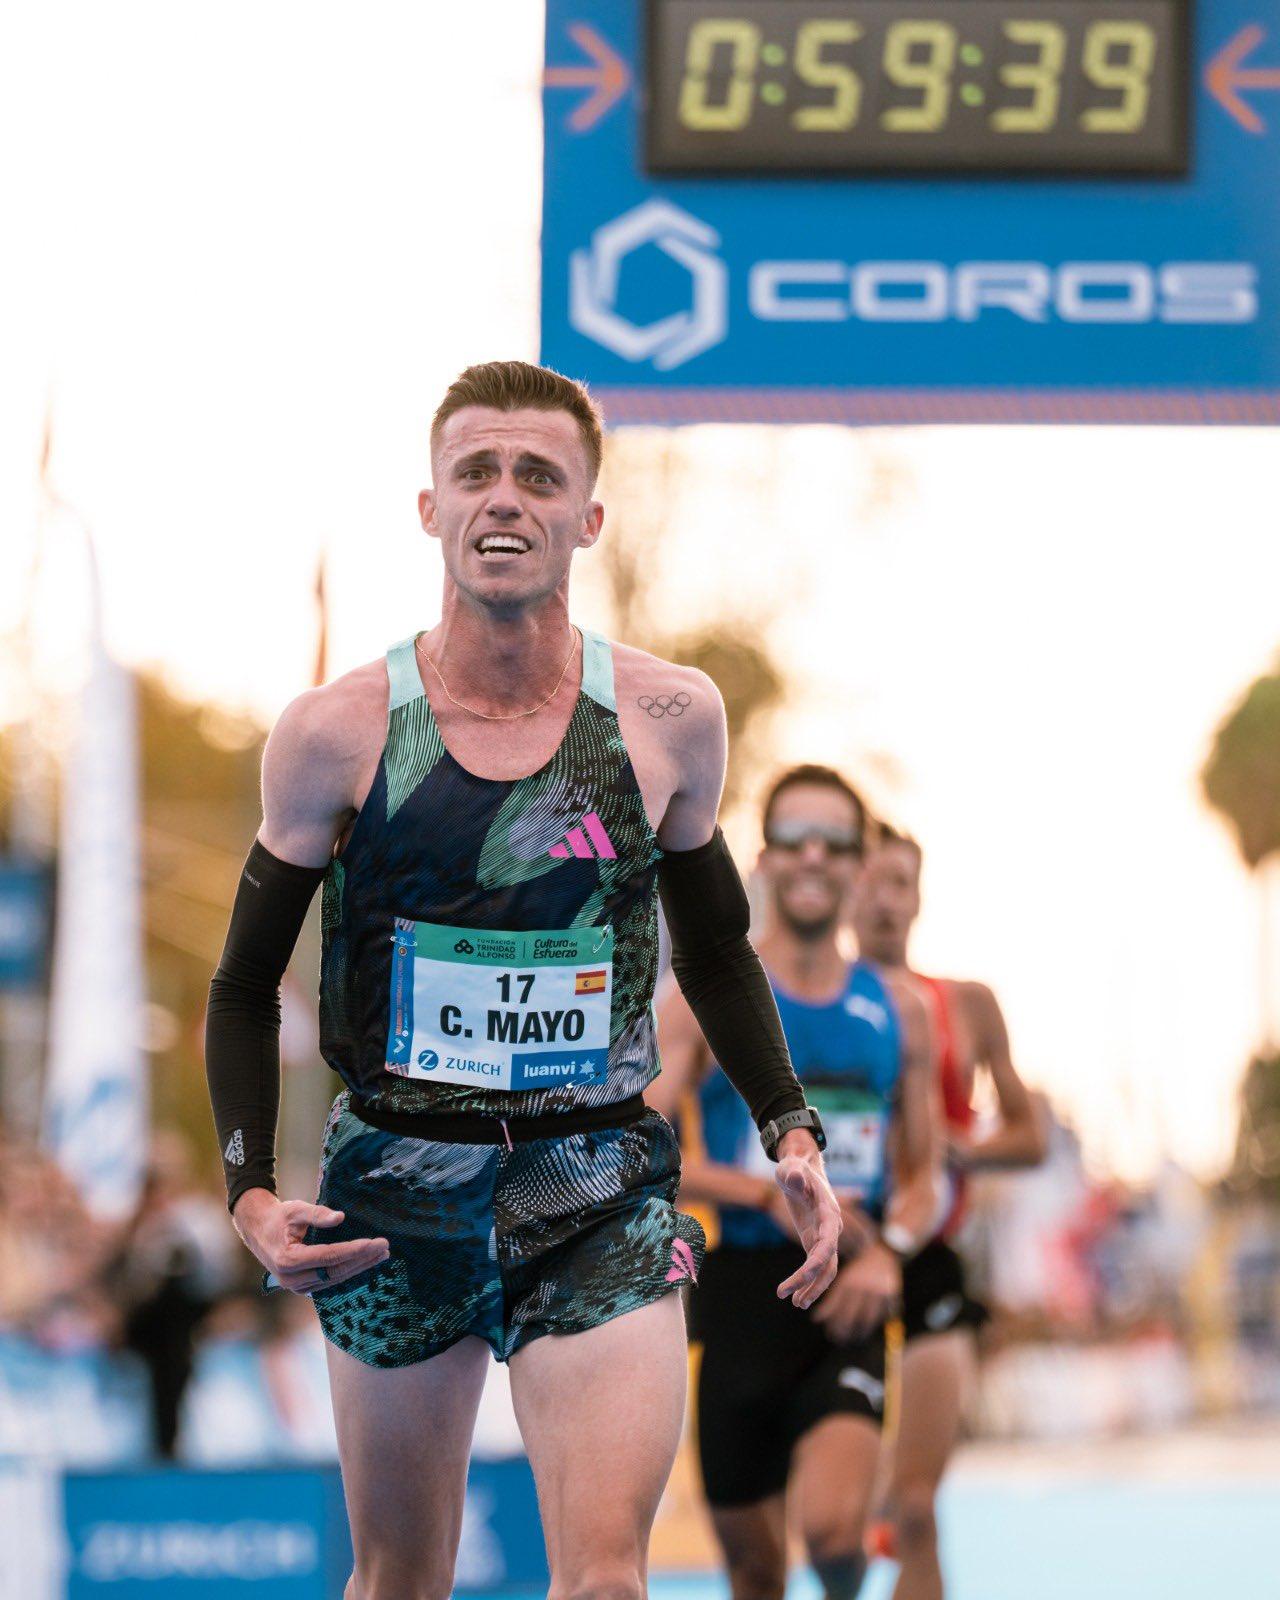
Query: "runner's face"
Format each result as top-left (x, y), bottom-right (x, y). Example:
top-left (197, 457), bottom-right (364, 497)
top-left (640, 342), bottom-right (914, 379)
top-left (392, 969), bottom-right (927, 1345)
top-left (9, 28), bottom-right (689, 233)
top-left (421, 407), bottom-right (602, 608)
top-left (851, 842), bottom-right (921, 963)
top-left (761, 783), bottom-right (864, 940)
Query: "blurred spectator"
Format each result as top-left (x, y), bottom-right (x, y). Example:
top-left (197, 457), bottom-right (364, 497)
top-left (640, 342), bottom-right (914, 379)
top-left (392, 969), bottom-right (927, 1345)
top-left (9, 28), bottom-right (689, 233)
top-left (182, 1292), bottom-right (337, 1463)
top-left (112, 1129), bottom-right (237, 1457)
top-left (0, 1127), bottom-right (119, 1349)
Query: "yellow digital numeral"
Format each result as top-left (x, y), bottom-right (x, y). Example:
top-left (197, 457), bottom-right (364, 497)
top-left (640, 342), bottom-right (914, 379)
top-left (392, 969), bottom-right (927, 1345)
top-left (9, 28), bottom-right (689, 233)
top-left (1081, 21), bottom-right (1157, 133)
top-left (678, 18), bottom-right (763, 132)
top-left (792, 19), bottom-right (863, 131)
top-left (992, 20), bottom-right (1067, 132)
top-left (881, 20), bottom-right (957, 133)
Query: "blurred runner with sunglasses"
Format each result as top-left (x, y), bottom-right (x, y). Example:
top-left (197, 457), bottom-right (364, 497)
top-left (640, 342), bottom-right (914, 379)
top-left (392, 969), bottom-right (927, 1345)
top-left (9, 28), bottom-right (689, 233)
top-left (650, 767), bottom-right (942, 1600)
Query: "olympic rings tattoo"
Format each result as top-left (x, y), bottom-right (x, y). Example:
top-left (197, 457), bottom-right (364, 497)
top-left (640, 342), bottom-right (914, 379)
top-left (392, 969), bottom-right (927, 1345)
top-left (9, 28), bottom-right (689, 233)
top-left (637, 692), bottom-right (692, 719)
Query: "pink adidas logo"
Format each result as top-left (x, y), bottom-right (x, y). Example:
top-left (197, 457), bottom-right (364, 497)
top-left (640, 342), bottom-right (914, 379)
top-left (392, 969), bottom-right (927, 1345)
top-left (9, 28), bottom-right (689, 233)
top-left (549, 812), bottom-right (617, 861)
top-left (666, 1238), bottom-right (699, 1285)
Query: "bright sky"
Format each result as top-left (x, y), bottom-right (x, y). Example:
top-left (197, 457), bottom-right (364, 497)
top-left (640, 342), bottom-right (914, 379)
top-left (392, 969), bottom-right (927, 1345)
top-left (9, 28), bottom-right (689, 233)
top-left (3, 0), bottom-right (1276, 1181)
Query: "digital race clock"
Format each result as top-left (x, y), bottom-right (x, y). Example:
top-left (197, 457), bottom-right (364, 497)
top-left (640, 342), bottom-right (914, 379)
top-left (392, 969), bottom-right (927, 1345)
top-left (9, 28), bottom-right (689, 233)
top-left (646, 0), bottom-right (1190, 174)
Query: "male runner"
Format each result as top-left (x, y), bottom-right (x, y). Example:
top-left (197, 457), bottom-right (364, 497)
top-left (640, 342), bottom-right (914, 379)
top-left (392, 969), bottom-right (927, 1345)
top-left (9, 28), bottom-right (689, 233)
top-left (649, 766), bottom-right (941, 1600)
top-left (204, 362), bottom-right (842, 1600)
top-left (852, 829), bottom-right (1045, 1600)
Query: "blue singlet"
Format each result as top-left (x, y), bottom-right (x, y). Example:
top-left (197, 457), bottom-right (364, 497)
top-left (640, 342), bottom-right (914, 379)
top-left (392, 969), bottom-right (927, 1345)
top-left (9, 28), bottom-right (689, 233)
top-left (697, 960), bottom-right (902, 1249)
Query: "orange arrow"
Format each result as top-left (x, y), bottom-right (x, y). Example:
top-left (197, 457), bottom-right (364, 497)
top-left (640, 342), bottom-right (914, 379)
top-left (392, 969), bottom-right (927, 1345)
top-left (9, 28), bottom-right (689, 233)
top-left (545, 23), bottom-right (630, 132)
top-left (1206, 25), bottom-right (1280, 134)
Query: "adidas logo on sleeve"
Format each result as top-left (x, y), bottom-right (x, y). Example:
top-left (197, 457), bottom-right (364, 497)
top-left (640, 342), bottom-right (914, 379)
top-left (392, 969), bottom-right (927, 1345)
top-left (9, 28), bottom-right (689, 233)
top-left (223, 1129), bottom-right (246, 1167)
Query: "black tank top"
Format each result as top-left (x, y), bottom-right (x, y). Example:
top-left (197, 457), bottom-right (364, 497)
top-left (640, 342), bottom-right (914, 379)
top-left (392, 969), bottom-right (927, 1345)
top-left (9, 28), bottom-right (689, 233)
top-left (318, 630), bottom-right (662, 1118)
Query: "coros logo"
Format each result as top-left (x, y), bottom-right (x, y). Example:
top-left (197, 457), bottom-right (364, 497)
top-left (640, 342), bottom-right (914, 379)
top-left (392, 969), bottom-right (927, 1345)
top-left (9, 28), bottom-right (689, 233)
top-left (749, 258), bottom-right (1257, 325)
top-left (569, 203), bottom-right (1257, 368)
top-left (570, 200), bottom-right (728, 370)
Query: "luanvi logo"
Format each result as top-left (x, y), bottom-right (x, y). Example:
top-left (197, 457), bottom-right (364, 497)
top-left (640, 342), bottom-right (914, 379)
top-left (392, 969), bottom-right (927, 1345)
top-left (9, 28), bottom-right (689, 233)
top-left (568, 203), bottom-right (1259, 369)
top-left (570, 200), bottom-right (728, 369)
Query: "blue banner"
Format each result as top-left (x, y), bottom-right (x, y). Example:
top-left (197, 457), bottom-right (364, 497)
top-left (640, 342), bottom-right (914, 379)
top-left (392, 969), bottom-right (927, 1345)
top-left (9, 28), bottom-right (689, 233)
top-left (63, 1467), bottom-right (351, 1599)
top-left (456, 1457), bottom-right (551, 1593)
top-left (61, 1457), bottom-right (547, 1598)
top-left (0, 861), bottom-right (47, 989)
top-left (541, 0), bottom-right (1280, 422)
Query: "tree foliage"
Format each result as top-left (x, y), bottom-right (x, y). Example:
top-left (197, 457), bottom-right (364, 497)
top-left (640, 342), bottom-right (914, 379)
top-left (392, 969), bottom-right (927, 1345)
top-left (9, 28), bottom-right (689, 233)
top-left (1230, 1052), bottom-right (1280, 1203)
top-left (138, 677), bottom-right (267, 1163)
top-left (1202, 668), bottom-right (1280, 870)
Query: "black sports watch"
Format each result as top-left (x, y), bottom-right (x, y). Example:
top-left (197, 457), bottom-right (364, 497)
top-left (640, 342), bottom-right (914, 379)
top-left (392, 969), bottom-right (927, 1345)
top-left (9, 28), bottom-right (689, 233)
top-left (759, 1105), bottom-right (827, 1162)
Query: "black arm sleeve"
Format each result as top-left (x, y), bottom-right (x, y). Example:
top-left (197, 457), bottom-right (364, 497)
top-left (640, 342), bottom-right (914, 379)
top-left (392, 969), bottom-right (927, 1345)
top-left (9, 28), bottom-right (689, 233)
top-left (205, 839), bottom-right (326, 1212)
top-left (658, 828), bottom-right (806, 1133)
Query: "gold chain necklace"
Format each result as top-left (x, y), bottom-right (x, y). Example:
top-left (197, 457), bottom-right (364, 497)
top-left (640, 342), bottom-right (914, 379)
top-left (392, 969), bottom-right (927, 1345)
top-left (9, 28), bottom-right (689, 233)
top-left (415, 629), bottom-right (579, 722)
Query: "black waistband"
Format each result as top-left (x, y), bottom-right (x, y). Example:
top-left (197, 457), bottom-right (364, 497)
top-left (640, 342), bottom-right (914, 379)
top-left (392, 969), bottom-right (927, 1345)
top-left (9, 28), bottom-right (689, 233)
top-left (348, 1091), bottom-right (649, 1146)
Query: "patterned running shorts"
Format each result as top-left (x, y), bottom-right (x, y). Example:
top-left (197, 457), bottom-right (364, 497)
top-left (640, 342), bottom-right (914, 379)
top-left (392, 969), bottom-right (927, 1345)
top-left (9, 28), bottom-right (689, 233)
top-left (304, 1093), bottom-right (706, 1368)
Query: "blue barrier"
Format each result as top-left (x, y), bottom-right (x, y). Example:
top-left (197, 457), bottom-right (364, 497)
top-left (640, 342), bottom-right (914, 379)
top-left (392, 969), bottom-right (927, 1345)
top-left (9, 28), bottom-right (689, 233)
top-left (58, 1457), bottom-right (547, 1598)
top-left (63, 1467), bottom-right (351, 1599)
top-left (456, 1457), bottom-right (549, 1594)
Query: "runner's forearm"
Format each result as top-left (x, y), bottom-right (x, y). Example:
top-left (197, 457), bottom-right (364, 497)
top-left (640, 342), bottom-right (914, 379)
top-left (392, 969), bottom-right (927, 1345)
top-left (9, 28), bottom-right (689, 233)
top-left (658, 829), bottom-right (806, 1131)
top-left (676, 1153), bottom-right (776, 1212)
top-left (955, 1110), bottom-right (1046, 1170)
top-left (883, 1162), bottom-right (943, 1252)
top-left (205, 839), bottom-right (325, 1211)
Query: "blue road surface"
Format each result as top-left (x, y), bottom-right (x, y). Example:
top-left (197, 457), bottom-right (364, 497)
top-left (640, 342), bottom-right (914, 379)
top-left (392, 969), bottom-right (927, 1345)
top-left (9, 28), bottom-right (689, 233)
top-left (471, 1478), bottom-right (1273, 1600)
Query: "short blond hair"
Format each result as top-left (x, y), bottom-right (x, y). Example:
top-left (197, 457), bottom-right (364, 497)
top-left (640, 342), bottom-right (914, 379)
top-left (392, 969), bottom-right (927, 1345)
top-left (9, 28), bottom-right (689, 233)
top-left (431, 361), bottom-right (605, 487)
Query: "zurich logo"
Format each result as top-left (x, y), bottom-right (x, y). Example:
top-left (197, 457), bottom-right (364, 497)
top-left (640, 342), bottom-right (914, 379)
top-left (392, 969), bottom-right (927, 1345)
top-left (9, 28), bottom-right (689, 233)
top-left (569, 200), bottom-right (728, 370)
top-left (417, 1050), bottom-right (439, 1071)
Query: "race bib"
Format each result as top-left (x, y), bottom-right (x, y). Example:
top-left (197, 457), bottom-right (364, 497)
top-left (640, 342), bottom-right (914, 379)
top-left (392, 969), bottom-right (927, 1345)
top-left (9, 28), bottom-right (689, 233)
top-left (807, 1084), bottom-right (887, 1197)
top-left (385, 920), bottom-right (613, 1092)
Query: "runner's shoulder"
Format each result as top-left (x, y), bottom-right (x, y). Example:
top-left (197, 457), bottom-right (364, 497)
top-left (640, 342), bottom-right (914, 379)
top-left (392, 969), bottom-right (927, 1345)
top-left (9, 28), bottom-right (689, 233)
top-left (949, 978), bottom-right (1001, 1021)
top-left (610, 641), bottom-right (724, 742)
top-left (265, 658), bottom-right (390, 782)
top-left (886, 968), bottom-right (930, 1029)
top-left (878, 968), bottom-right (932, 1066)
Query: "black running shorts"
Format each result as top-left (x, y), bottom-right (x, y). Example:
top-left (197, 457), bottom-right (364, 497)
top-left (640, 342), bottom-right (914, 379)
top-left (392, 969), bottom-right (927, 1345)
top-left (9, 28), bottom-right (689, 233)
top-left (901, 1237), bottom-right (988, 1342)
top-left (693, 1245), bottom-right (887, 1508)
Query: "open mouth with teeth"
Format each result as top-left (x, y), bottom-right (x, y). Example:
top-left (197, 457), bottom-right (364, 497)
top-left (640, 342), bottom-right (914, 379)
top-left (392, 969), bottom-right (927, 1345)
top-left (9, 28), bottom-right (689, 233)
top-left (476, 534), bottom-right (532, 557)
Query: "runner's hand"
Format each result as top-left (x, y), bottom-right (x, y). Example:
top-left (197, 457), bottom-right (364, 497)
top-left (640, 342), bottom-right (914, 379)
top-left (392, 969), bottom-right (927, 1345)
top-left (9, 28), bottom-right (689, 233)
top-left (773, 1132), bottom-right (842, 1309)
top-left (768, 1181), bottom-right (865, 1258)
top-left (811, 1242), bottom-right (900, 1342)
top-left (232, 1190), bottom-right (389, 1297)
top-left (766, 1183), bottom-right (802, 1241)
top-left (834, 1193), bottom-right (878, 1258)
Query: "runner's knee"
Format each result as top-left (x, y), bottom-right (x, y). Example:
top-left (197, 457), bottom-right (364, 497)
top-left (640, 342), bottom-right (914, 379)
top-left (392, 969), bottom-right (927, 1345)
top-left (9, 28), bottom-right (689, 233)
top-left (724, 1547), bottom-right (787, 1600)
top-left (801, 1472), bottom-right (875, 1571)
top-left (348, 1556), bottom-right (453, 1600)
top-left (894, 1480), bottom-right (939, 1556)
top-left (714, 1509), bottom-right (787, 1600)
top-left (550, 1559), bottom-right (645, 1600)
top-left (805, 1518), bottom-right (868, 1571)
